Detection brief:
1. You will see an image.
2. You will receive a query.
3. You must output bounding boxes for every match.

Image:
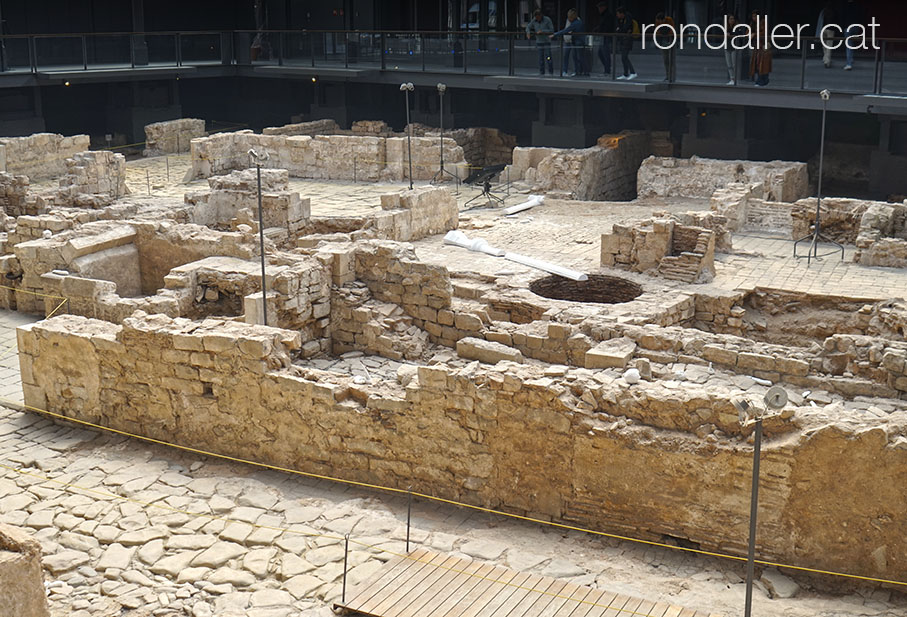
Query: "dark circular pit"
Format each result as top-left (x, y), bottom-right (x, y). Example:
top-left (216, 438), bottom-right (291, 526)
top-left (529, 274), bottom-right (643, 304)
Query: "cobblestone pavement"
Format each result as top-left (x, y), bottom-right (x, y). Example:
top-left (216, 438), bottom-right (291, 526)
top-left (0, 310), bottom-right (903, 617)
top-left (413, 200), bottom-right (907, 301)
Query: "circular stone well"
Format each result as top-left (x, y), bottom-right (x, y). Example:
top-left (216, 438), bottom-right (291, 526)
top-left (529, 274), bottom-right (643, 304)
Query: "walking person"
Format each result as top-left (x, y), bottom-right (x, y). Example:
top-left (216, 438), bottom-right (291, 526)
top-left (594, 1), bottom-right (614, 76)
top-left (749, 10), bottom-right (772, 86)
top-left (816, 2), bottom-right (837, 68)
top-left (614, 6), bottom-right (636, 80)
top-left (655, 11), bottom-right (675, 82)
top-left (551, 8), bottom-right (586, 76)
top-left (526, 9), bottom-right (555, 75)
top-left (842, 0), bottom-right (864, 71)
top-left (723, 14), bottom-right (743, 84)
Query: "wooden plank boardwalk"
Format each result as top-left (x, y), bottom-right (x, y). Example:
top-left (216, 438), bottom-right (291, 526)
top-left (334, 548), bottom-right (718, 617)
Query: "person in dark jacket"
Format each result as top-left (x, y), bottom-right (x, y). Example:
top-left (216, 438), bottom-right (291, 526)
top-left (594, 2), bottom-right (614, 75)
top-left (749, 10), bottom-right (772, 86)
top-left (551, 8), bottom-right (586, 76)
top-left (614, 6), bottom-right (636, 79)
top-left (526, 9), bottom-right (555, 75)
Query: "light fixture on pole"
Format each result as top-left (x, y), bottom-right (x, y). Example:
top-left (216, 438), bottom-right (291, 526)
top-left (431, 82), bottom-right (456, 185)
top-left (734, 385), bottom-right (789, 617)
top-left (400, 82), bottom-right (415, 190)
top-left (248, 147), bottom-right (270, 327)
top-left (793, 89), bottom-right (844, 265)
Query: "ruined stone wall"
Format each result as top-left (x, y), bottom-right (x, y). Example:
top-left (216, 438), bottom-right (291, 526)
top-left (34, 151), bottom-right (129, 210)
top-left (188, 131), bottom-right (467, 182)
top-left (600, 217), bottom-right (716, 283)
top-left (790, 197), bottom-right (869, 244)
top-left (185, 168), bottom-right (311, 237)
top-left (408, 124), bottom-right (516, 167)
top-left (639, 156), bottom-right (809, 202)
top-left (261, 119), bottom-right (341, 137)
top-left (143, 118), bottom-right (206, 156)
top-left (505, 131), bottom-right (652, 201)
top-left (0, 172), bottom-right (30, 217)
top-left (0, 524), bottom-right (50, 617)
top-left (0, 133), bottom-right (90, 180)
top-left (19, 312), bottom-right (907, 582)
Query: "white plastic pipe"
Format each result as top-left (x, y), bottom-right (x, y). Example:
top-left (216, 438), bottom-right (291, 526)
top-left (444, 230), bottom-right (587, 281)
top-left (503, 195), bottom-right (544, 216)
top-left (503, 252), bottom-right (588, 281)
top-left (443, 230), bottom-right (505, 256)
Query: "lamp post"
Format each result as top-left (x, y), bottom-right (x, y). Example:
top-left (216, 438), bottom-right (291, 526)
top-left (793, 89), bottom-right (843, 265)
top-left (734, 386), bottom-right (788, 617)
top-left (400, 82), bottom-right (415, 190)
top-left (248, 148), bottom-right (270, 326)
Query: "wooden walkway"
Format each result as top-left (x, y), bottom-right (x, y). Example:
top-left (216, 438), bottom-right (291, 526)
top-left (334, 548), bottom-right (717, 617)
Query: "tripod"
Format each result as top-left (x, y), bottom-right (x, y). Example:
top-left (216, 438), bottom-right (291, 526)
top-left (463, 177), bottom-right (505, 208)
top-left (793, 90), bottom-right (844, 265)
top-left (430, 83), bottom-right (458, 186)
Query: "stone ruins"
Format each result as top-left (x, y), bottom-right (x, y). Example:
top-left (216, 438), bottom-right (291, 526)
top-left (0, 120), bottom-right (905, 617)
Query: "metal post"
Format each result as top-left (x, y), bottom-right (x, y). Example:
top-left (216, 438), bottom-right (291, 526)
top-left (130, 34), bottom-right (136, 68)
top-left (345, 32), bottom-right (350, 68)
top-left (353, 156), bottom-right (357, 182)
top-left (165, 156), bottom-right (170, 182)
top-left (342, 533), bottom-right (350, 602)
top-left (176, 32), bottom-right (182, 67)
top-left (743, 417), bottom-right (763, 617)
top-left (311, 33), bottom-right (316, 67)
top-left (508, 34), bottom-right (514, 76)
top-left (81, 35), bottom-right (87, 70)
top-left (145, 169), bottom-right (150, 195)
top-left (439, 86), bottom-right (445, 174)
top-left (812, 96), bottom-right (828, 262)
top-left (463, 35), bottom-right (468, 73)
top-left (278, 32), bottom-right (284, 66)
top-left (401, 82), bottom-right (414, 190)
top-left (256, 162), bottom-right (268, 326)
top-left (406, 488), bottom-right (413, 553)
top-left (611, 34), bottom-right (616, 80)
top-left (28, 36), bottom-right (36, 73)
top-left (559, 38), bottom-right (564, 77)
top-left (421, 33), bottom-right (426, 71)
top-left (380, 33), bottom-right (386, 70)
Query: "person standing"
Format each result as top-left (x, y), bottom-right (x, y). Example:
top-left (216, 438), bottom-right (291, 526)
top-left (655, 11), bottom-right (675, 82)
top-left (614, 6), bottom-right (636, 80)
top-left (842, 0), bottom-right (864, 71)
top-left (551, 8), bottom-right (586, 76)
top-left (816, 2), bottom-right (837, 68)
top-left (749, 10), bottom-right (772, 86)
top-left (594, 2), bottom-right (614, 76)
top-left (724, 14), bottom-right (742, 84)
top-left (526, 9), bottom-right (555, 75)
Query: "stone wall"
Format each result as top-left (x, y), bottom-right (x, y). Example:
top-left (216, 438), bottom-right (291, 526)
top-left (0, 524), bottom-right (50, 617)
top-left (790, 197), bottom-right (869, 244)
top-left (505, 131), bottom-right (652, 201)
top-left (0, 172), bottom-right (30, 217)
top-left (185, 168), bottom-right (311, 239)
top-left (19, 312), bottom-right (907, 582)
top-left (0, 133), bottom-right (90, 181)
top-left (143, 118), bottom-right (206, 156)
top-left (600, 216), bottom-right (716, 283)
top-left (187, 131), bottom-right (468, 182)
top-left (262, 119), bottom-right (341, 137)
top-left (854, 202), bottom-right (907, 267)
top-left (639, 156), bottom-right (809, 202)
top-left (408, 124), bottom-right (516, 168)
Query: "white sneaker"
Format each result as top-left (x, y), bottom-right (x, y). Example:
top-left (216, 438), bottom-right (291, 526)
top-left (726, 79), bottom-right (735, 85)
top-left (844, 64), bottom-right (852, 71)
top-left (627, 73), bottom-right (637, 80)
top-left (616, 75), bottom-right (627, 80)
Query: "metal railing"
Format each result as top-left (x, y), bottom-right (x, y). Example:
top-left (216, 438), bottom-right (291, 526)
top-left (0, 29), bottom-right (905, 96)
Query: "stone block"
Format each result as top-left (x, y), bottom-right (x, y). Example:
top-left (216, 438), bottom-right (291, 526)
top-left (585, 337), bottom-right (637, 369)
top-left (456, 337), bottom-right (524, 365)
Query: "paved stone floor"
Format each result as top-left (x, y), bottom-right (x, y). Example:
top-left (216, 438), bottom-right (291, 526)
top-left (0, 309), bottom-right (904, 617)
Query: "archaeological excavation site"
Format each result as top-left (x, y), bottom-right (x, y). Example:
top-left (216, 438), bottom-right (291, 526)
top-left (0, 115), bottom-right (905, 617)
